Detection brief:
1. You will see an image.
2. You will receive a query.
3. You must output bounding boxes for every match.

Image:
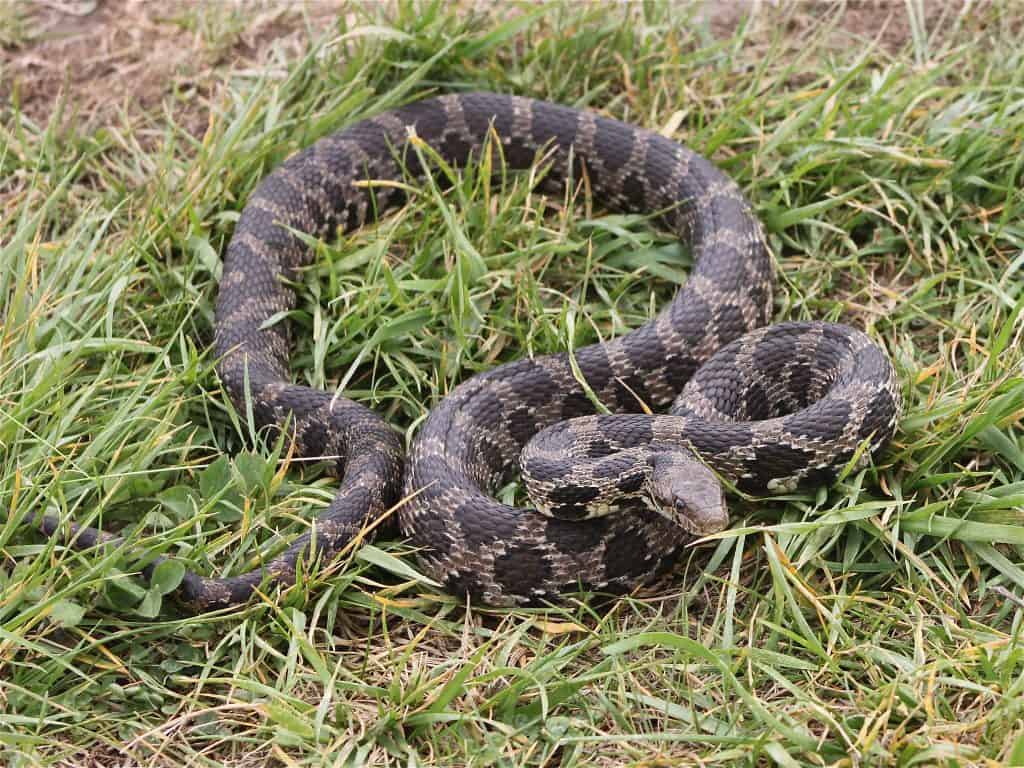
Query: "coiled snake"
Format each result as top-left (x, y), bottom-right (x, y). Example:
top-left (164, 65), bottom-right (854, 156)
top-left (34, 92), bottom-right (901, 610)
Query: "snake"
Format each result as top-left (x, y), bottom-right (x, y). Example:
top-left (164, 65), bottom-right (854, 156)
top-left (31, 92), bottom-right (901, 611)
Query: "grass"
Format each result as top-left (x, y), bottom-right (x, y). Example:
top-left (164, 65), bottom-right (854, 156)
top-left (3, 1), bottom-right (1024, 765)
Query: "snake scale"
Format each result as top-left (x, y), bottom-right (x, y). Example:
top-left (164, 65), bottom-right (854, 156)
top-left (34, 92), bottom-right (901, 610)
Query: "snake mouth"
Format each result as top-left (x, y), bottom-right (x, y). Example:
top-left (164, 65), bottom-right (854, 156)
top-left (676, 509), bottom-right (730, 537)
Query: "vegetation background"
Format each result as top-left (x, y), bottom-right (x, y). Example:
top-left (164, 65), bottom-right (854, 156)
top-left (3, 1), bottom-right (1024, 766)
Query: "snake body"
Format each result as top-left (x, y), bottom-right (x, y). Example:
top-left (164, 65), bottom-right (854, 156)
top-left (35, 92), bottom-right (900, 610)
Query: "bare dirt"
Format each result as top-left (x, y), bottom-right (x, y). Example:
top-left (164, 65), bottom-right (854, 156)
top-left (0, 0), bottom-right (346, 130)
top-left (1, 1), bottom-right (978, 133)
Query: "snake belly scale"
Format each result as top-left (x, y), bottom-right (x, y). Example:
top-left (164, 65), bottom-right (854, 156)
top-left (34, 92), bottom-right (901, 610)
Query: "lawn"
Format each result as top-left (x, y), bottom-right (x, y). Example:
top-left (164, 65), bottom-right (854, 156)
top-left (2, 2), bottom-right (1024, 766)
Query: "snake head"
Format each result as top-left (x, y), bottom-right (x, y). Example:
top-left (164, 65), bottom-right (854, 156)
top-left (647, 452), bottom-right (729, 536)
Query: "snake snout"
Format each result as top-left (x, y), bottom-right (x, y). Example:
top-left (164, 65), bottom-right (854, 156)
top-left (647, 452), bottom-right (729, 536)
